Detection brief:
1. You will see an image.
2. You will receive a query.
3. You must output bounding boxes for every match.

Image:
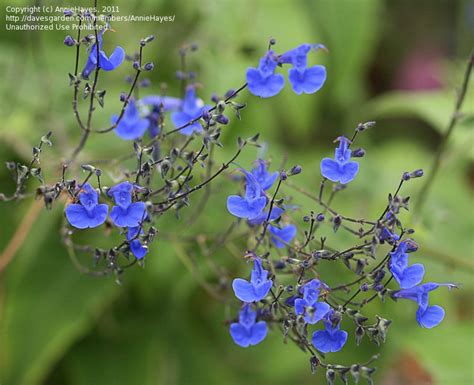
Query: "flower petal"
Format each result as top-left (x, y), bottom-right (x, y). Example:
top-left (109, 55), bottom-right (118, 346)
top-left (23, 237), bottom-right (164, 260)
top-left (398, 263), bottom-right (425, 289)
top-left (249, 321), bottom-right (267, 345)
top-left (417, 305), bottom-right (445, 328)
top-left (227, 195), bottom-right (266, 219)
top-left (100, 46), bottom-right (125, 71)
top-left (246, 68), bottom-right (285, 98)
top-left (229, 323), bottom-right (250, 347)
top-left (232, 278), bottom-right (256, 302)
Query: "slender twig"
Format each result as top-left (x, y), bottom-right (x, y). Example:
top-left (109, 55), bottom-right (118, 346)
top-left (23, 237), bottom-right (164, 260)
top-left (415, 51), bottom-right (473, 214)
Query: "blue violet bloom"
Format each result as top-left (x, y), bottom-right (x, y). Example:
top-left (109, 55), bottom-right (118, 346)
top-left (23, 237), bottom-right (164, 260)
top-left (108, 182), bottom-right (147, 227)
top-left (232, 258), bottom-right (273, 302)
top-left (294, 279), bottom-right (331, 324)
top-left (127, 226), bottom-right (148, 260)
top-left (65, 183), bottom-right (108, 229)
top-left (312, 310), bottom-right (348, 353)
top-left (250, 159), bottom-right (278, 190)
top-left (81, 30), bottom-right (125, 79)
top-left (320, 136), bottom-right (359, 184)
top-left (229, 305), bottom-right (267, 347)
top-left (389, 241), bottom-right (425, 289)
top-left (247, 206), bottom-right (284, 226)
top-left (268, 224), bottom-right (297, 248)
top-left (170, 86), bottom-right (211, 135)
top-left (227, 170), bottom-right (267, 220)
top-left (393, 283), bottom-right (457, 328)
top-left (280, 44), bottom-right (327, 95)
top-left (246, 51), bottom-right (285, 98)
top-left (113, 99), bottom-right (150, 140)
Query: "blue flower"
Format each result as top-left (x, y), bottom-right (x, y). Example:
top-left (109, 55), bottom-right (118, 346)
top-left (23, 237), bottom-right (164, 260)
top-left (250, 159), bottom-right (278, 190)
top-left (227, 170), bottom-right (267, 220)
top-left (294, 279), bottom-right (331, 324)
top-left (81, 31), bottom-right (125, 79)
top-left (127, 226), bottom-right (148, 260)
top-left (108, 182), bottom-right (147, 227)
top-left (288, 66), bottom-right (326, 95)
top-left (112, 99), bottom-right (150, 140)
top-left (246, 51), bottom-right (285, 98)
top-left (393, 283), bottom-right (456, 328)
top-left (170, 86), bottom-right (211, 135)
top-left (312, 310), bottom-right (348, 353)
top-left (379, 226), bottom-right (400, 245)
top-left (320, 136), bottom-right (359, 184)
top-left (280, 44), bottom-right (327, 95)
top-left (232, 258), bottom-right (273, 302)
top-left (389, 241), bottom-right (425, 289)
top-left (247, 206), bottom-right (284, 226)
top-left (268, 224), bottom-right (297, 248)
top-left (65, 183), bottom-right (108, 229)
top-left (229, 305), bottom-right (267, 347)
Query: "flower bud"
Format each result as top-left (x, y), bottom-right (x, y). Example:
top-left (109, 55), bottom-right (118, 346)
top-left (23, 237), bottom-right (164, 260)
top-left (410, 168), bottom-right (424, 178)
top-left (63, 35), bottom-right (76, 47)
top-left (352, 148), bottom-right (365, 157)
top-left (216, 115), bottom-right (229, 125)
top-left (144, 62), bottom-right (154, 71)
top-left (326, 369), bottom-right (336, 385)
top-left (289, 165), bottom-right (302, 175)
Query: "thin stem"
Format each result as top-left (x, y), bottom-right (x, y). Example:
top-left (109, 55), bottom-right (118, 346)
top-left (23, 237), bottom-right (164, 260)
top-left (415, 51), bottom-right (473, 214)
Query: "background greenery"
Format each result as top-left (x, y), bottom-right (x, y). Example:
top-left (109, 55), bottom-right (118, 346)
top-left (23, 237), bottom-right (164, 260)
top-left (0, 0), bottom-right (472, 384)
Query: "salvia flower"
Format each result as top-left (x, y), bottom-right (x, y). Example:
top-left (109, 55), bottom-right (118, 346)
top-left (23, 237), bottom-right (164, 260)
top-left (320, 136), bottom-right (359, 184)
top-left (113, 99), bottom-right (150, 140)
top-left (389, 241), bottom-right (425, 289)
top-left (268, 224), bottom-right (297, 248)
top-left (250, 159), bottom-right (278, 190)
top-left (312, 310), bottom-right (348, 353)
top-left (81, 30), bottom-right (125, 79)
top-left (127, 226), bottom-right (148, 260)
top-left (229, 305), bottom-right (267, 347)
top-left (247, 206), bottom-right (284, 226)
top-left (232, 258), bottom-right (273, 302)
top-left (246, 51), bottom-right (285, 98)
top-left (227, 170), bottom-right (267, 220)
top-left (393, 283), bottom-right (457, 328)
top-left (280, 44), bottom-right (327, 95)
top-left (170, 86), bottom-right (211, 135)
top-left (108, 182), bottom-right (147, 227)
top-left (294, 279), bottom-right (331, 324)
top-left (65, 183), bottom-right (108, 229)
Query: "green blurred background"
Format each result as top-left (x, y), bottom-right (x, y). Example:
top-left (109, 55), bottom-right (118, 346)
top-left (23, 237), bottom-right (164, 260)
top-left (0, 0), bottom-right (473, 384)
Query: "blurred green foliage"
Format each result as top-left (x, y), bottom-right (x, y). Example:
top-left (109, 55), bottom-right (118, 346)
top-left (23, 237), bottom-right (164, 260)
top-left (0, 0), bottom-right (472, 384)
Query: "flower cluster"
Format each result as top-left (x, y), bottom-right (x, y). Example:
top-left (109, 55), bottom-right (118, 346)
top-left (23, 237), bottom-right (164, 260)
top-left (65, 181), bottom-right (148, 259)
top-left (224, 119), bottom-right (457, 380)
top-left (0, 11), bottom-right (460, 381)
top-left (226, 159), bottom-right (297, 248)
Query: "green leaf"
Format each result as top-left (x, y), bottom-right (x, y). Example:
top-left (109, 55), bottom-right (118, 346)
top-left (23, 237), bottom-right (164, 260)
top-left (0, 206), bottom-right (118, 385)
